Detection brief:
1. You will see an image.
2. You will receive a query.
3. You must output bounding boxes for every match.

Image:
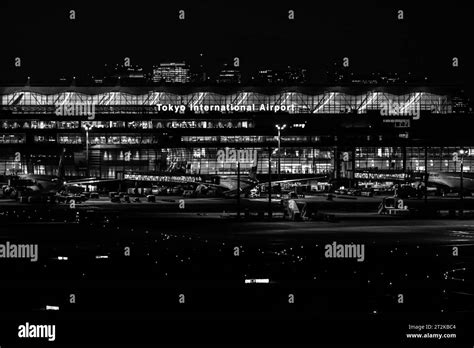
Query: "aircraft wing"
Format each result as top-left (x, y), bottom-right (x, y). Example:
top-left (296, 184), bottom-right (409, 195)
top-left (269, 175), bottom-right (330, 186)
top-left (65, 178), bottom-right (122, 185)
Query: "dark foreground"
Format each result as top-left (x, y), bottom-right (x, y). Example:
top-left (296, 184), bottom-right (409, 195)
top-left (0, 202), bottom-right (474, 346)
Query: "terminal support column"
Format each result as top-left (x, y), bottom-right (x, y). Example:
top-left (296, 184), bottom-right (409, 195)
top-left (333, 146), bottom-right (340, 182)
top-left (268, 147), bottom-right (272, 218)
top-left (424, 146), bottom-right (428, 204)
top-left (237, 161), bottom-right (240, 219)
top-left (351, 147), bottom-right (356, 188)
top-left (402, 146), bottom-right (407, 173)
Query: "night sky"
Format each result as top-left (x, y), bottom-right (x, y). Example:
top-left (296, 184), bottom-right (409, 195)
top-left (0, 0), bottom-right (473, 83)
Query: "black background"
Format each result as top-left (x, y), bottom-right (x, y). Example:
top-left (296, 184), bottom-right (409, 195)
top-left (0, 0), bottom-right (472, 84)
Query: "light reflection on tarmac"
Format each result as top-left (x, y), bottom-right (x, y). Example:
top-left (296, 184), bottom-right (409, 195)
top-left (1, 195), bottom-right (474, 245)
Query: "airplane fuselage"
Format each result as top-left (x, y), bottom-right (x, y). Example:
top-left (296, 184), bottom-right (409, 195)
top-left (428, 172), bottom-right (474, 192)
top-left (18, 175), bottom-right (62, 194)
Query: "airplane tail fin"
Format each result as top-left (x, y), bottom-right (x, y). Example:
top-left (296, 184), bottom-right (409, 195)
top-left (249, 157), bottom-right (258, 181)
top-left (57, 148), bottom-right (66, 180)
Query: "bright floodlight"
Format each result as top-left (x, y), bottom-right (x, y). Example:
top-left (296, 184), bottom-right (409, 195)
top-left (46, 305), bottom-right (60, 311)
top-left (245, 278), bottom-right (270, 284)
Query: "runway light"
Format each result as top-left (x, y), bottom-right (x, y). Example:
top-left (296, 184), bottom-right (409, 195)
top-left (245, 278), bottom-right (270, 284)
top-left (46, 305), bottom-right (59, 311)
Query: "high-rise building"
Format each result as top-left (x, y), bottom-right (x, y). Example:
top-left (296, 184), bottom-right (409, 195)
top-left (284, 66), bottom-right (309, 84)
top-left (153, 62), bottom-right (191, 84)
top-left (216, 64), bottom-right (241, 84)
top-left (253, 67), bottom-right (308, 85)
top-left (108, 64), bottom-right (147, 81)
top-left (253, 69), bottom-right (285, 84)
top-left (191, 53), bottom-right (208, 84)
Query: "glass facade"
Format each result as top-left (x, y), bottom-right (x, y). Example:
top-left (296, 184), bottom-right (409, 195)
top-left (356, 147), bottom-right (404, 171)
top-left (407, 147), bottom-right (474, 173)
top-left (0, 91), bottom-right (453, 114)
top-left (0, 119), bottom-right (254, 130)
top-left (81, 147), bottom-right (335, 178)
top-left (0, 87), bottom-right (473, 183)
top-left (1, 145), bottom-right (474, 179)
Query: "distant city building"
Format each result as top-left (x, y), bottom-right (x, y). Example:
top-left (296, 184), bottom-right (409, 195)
top-left (284, 66), bottom-right (309, 84)
top-left (348, 72), bottom-right (404, 85)
top-left (109, 64), bottom-right (146, 80)
top-left (254, 69), bottom-right (285, 84)
top-left (326, 63), bottom-right (355, 84)
top-left (216, 64), bottom-right (241, 84)
top-left (191, 70), bottom-right (209, 84)
top-left (253, 66), bottom-right (308, 85)
top-left (327, 63), bottom-right (429, 85)
top-left (453, 96), bottom-right (472, 113)
top-left (378, 72), bottom-right (402, 85)
top-left (348, 73), bottom-right (380, 85)
top-left (192, 53), bottom-right (208, 83)
top-left (153, 62), bottom-right (191, 84)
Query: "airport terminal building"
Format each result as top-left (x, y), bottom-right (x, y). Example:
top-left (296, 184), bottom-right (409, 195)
top-left (0, 84), bottom-right (473, 188)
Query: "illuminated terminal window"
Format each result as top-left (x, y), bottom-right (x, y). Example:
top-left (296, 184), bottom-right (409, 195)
top-left (34, 135), bottom-right (56, 143)
top-left (57, 121), bottom-right (79, 130)
top-left (355, 147), bottom-right (403, 171)
top-left (58, 135), bottom-right (82, 144)
top-left (408, 147), bottom-right (474, 173)
top-left (0, 91), bottom-right (456, 115)
top-left (0, 134), bottom-right (26, 144)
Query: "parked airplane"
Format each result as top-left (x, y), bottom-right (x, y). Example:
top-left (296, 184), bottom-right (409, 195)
top-left (2, 148), bottom-right (117, 201)
top-left (427, 171), bottom-right (474, 194)
top-left (194, 164), bottom-right (329, 197)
